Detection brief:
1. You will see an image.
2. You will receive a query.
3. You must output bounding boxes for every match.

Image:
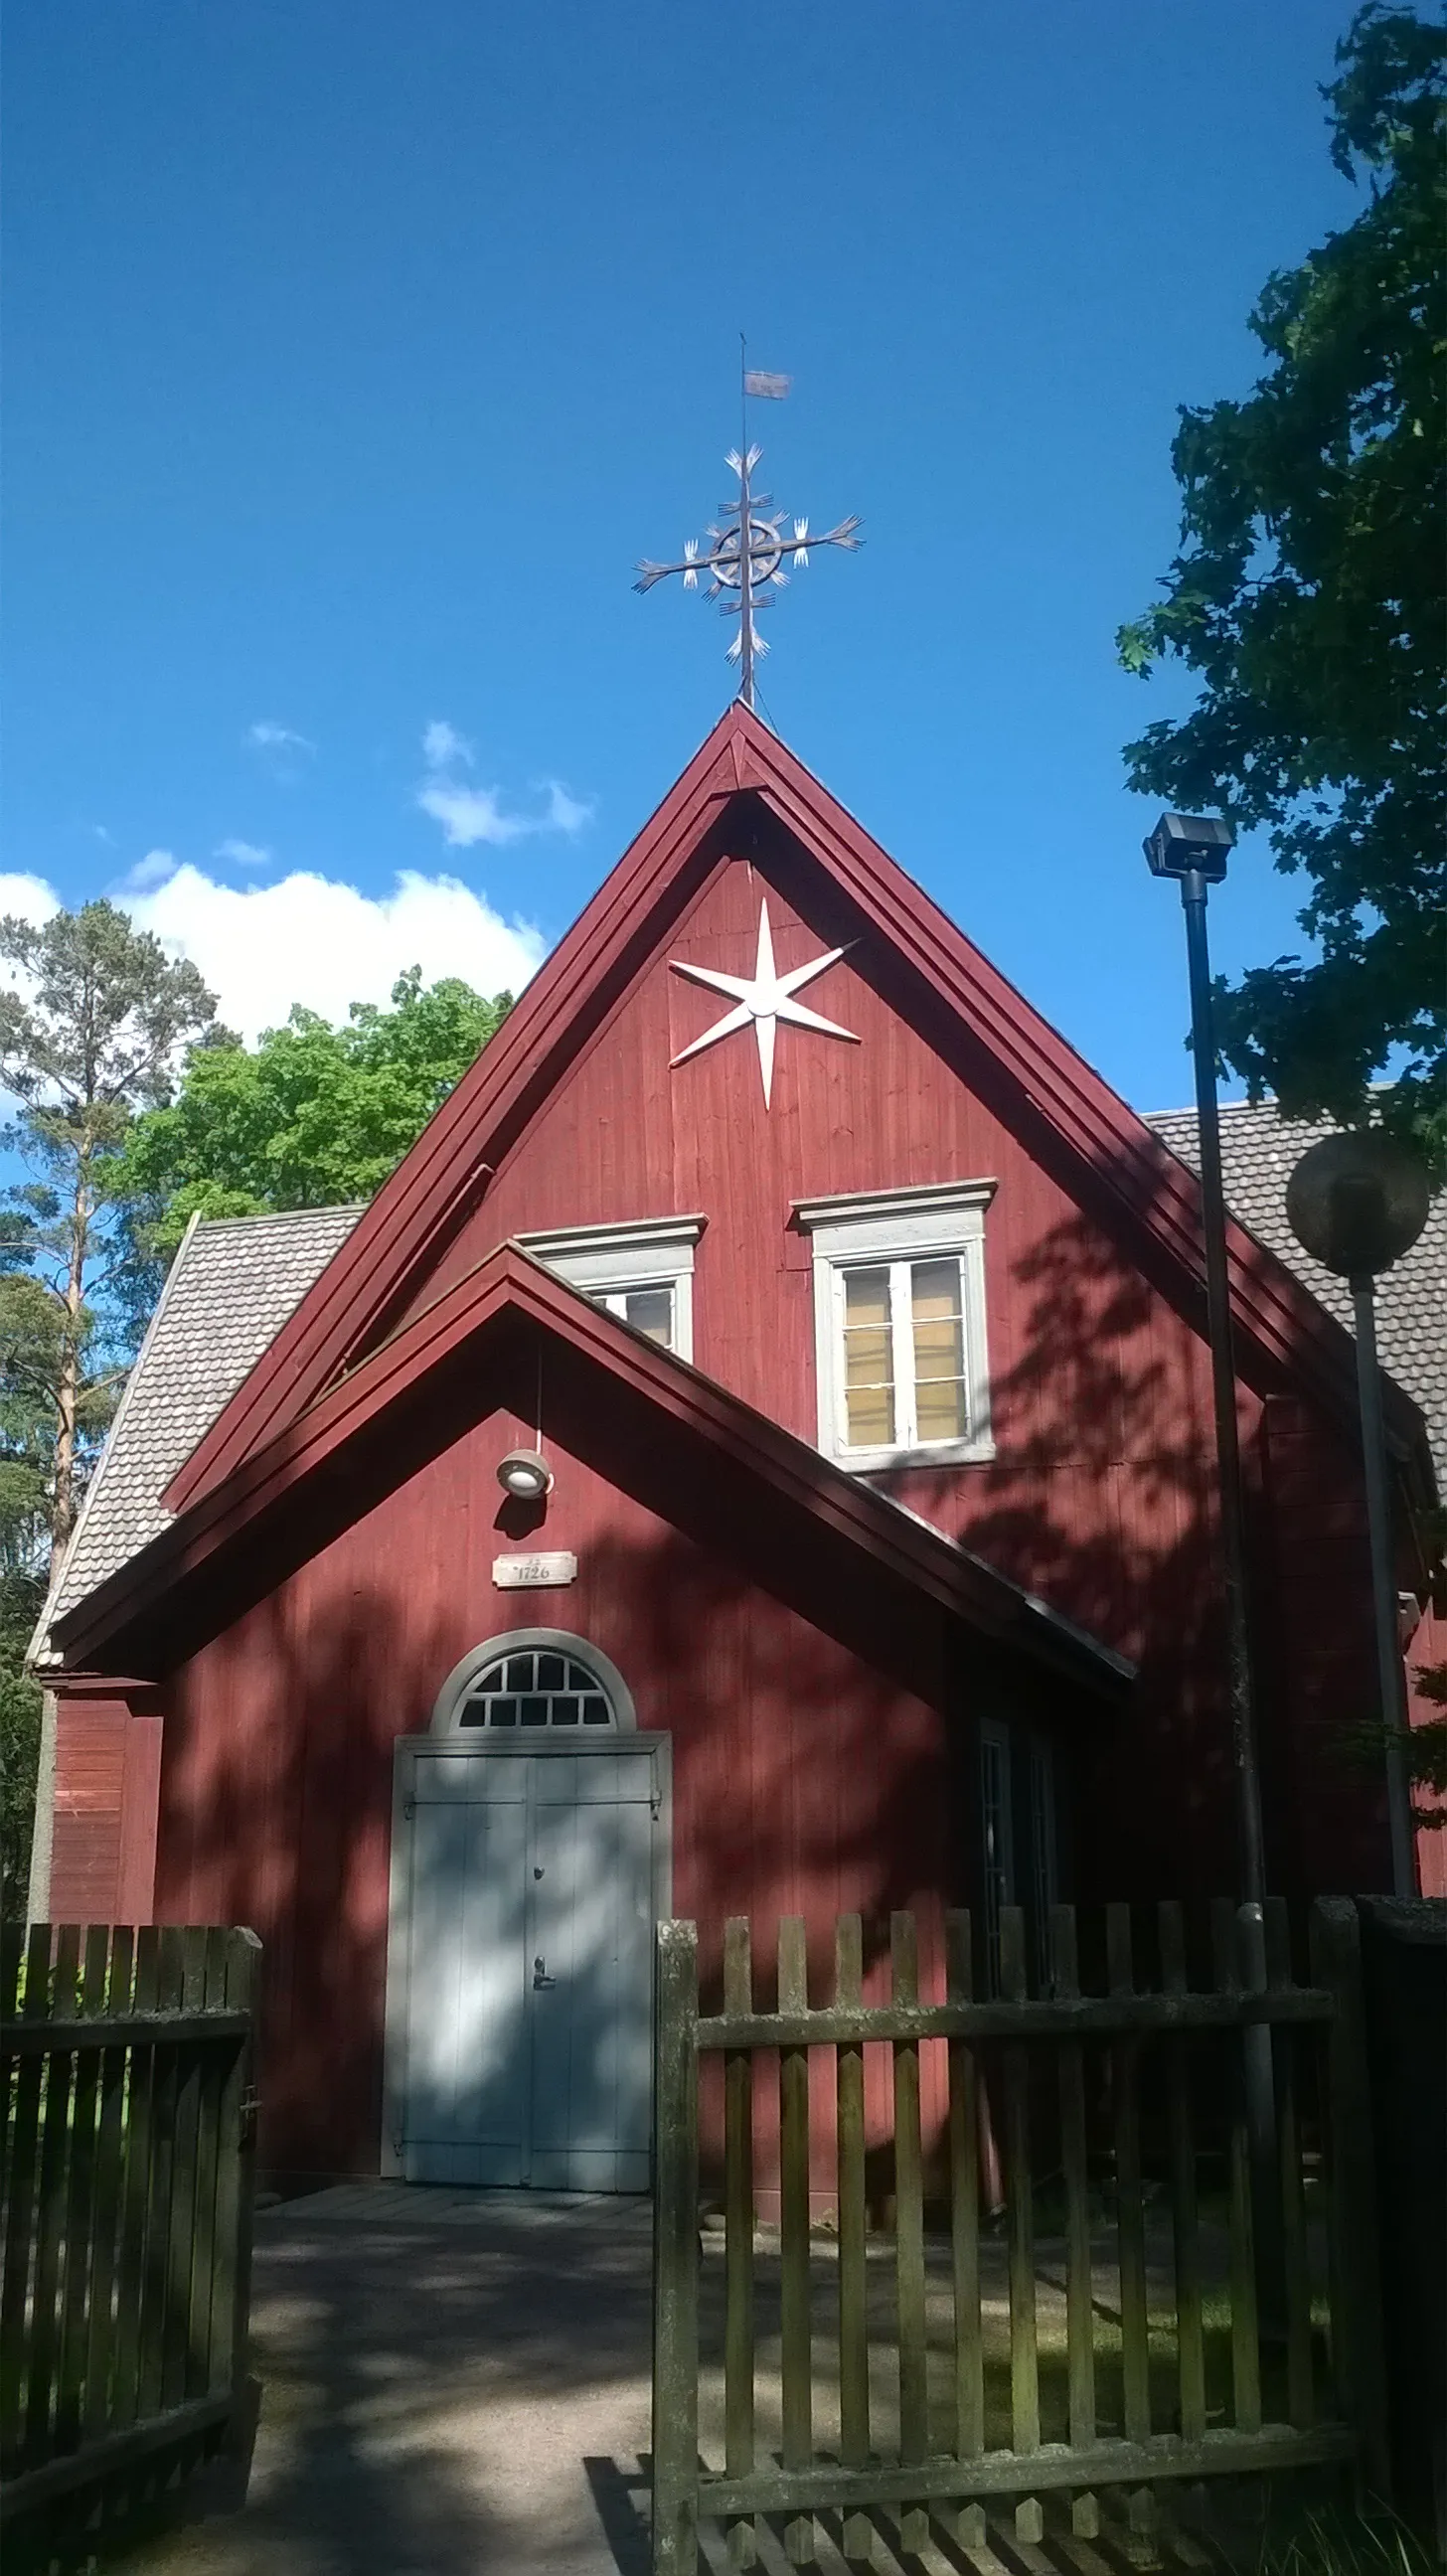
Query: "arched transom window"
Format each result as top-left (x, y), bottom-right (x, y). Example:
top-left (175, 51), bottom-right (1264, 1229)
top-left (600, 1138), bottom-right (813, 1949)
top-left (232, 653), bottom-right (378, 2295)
top-left (458, 1643), bottom-right (617, 1730)
top-left (430, 1630), bottom-right (636, 1737)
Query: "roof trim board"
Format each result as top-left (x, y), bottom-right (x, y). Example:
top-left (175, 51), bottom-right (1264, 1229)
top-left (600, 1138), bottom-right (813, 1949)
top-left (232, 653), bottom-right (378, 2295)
top-left (166, 723), bottom-right (748, 1509)
top-left (52, 1243), bottom-right (1134, 1700)
top-left (165, 706), bottom-right (1430, 1512)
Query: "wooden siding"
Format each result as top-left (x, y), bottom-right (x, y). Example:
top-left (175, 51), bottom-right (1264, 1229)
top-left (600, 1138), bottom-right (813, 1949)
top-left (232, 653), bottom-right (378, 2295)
top-left (50, 769), bottom-right (1405, 2184)
top-left (50, 1703), bottom-right (125, 1925)
top-left (389, 845), bottom-right (1388, 1903)
top-left (168, 709), bottom-right (1424, 1515)
top-left (122, 847), bottom-right (1398, 2183)
top-left (49, 1701), bottom-right (164, 1927)
top-left (152, 1408), bottom-right (962, 2186)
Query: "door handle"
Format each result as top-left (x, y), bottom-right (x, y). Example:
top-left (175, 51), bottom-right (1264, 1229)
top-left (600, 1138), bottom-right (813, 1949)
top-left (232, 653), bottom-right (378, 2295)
top-left (533, 1956), bottom-right (557, 1991)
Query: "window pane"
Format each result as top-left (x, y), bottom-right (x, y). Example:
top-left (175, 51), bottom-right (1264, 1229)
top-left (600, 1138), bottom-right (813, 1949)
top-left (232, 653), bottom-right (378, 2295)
top-left (456, 1646), bottom-right (616, 1729)
top-left (911, 1258), bottom-right (967, 1441)
top-left (842, 1267), bottom-right (894, 1447)
top-left (844, 1268), bottom-right (890, 1329)
top-left (624, 1285), bottom-right (674, 1347)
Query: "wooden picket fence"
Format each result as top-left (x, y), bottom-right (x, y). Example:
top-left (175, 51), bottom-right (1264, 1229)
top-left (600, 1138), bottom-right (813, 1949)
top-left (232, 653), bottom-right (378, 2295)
top-left (652, 1898), bottom-right (1388, 2574)
top-left (0, 1923), bottom-right (260, 2552)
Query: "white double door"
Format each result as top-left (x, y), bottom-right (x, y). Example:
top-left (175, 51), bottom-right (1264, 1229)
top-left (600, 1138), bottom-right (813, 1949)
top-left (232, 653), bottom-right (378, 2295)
top-left (396, 1743), bottom-right (661, 2191)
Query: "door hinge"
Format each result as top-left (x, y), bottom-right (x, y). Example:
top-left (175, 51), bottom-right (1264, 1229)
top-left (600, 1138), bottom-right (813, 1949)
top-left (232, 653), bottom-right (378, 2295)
top-left (240, 2086), bottom-right (261, 2152)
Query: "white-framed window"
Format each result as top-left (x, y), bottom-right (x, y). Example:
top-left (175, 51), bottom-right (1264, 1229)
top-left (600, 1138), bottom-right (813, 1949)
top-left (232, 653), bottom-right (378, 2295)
top-left (516, 1215), bottom-right (706, 1362)
top-left (458, 1642), bottom-right (617, 1730)
top-left (794, 1182), bottom-right (995, 1470)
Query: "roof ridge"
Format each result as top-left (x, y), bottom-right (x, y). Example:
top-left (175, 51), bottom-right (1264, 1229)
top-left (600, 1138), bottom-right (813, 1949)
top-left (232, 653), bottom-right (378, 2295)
top-left (191, 1202), bottom-right (369, 1235)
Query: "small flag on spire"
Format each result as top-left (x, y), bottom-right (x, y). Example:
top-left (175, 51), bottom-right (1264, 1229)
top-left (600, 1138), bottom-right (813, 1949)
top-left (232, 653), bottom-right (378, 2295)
top-left (743, 369), bottom-right (791, 400)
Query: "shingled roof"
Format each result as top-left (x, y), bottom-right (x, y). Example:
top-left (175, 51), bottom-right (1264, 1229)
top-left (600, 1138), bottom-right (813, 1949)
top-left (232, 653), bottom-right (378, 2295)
top-left (1144, 1099), bottom-right (1446, 1493)
top-left (40, 1205), bottom-right (363, 1651)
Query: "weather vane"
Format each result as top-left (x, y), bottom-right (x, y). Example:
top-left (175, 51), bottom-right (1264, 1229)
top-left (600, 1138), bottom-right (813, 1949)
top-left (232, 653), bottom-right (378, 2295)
top-left (634, 339), bottom-right (863, 711)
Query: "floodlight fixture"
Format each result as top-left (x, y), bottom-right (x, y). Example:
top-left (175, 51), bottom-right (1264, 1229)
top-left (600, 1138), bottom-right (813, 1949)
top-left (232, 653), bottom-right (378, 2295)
top-left (1143, 812), bottom-right (1235, 884)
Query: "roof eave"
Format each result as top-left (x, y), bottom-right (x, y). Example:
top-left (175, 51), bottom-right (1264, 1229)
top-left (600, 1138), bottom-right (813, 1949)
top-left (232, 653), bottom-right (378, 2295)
top-left (51, 1245), bottom-right (1133, 1703)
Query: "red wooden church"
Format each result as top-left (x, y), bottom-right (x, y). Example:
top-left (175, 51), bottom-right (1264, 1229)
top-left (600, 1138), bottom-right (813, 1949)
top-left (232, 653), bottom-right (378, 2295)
top-left (35, 709), bottom-right (1437, 2193)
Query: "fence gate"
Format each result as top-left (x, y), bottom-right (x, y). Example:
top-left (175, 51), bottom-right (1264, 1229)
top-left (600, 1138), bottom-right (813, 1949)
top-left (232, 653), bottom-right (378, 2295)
top-left (1, 1923), bottom-right (260, 2556)
top-left (652, 1898), bottom-right (1387, 2574)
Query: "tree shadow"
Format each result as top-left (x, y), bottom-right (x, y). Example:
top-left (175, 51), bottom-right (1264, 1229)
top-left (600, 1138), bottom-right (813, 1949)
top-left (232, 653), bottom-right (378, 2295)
top-left (119, 1138), bottom-right (1392, 2559)
top-left (80, 2194), bottom-right (658, 2573)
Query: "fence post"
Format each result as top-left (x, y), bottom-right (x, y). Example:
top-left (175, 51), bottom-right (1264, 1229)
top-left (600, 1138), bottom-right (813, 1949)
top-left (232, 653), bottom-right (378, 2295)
top-left (653, 1921), bottom-right (700, 2576)
top-left (1309, 1897), bottom-right (1390, 2499)
top-left (224, 1929), bottom-right (262, 2424)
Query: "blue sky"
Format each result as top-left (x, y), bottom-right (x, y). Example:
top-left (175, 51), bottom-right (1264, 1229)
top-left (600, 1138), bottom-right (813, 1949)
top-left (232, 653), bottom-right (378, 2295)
top-left (4, 0), bottom-right (1361, 1104)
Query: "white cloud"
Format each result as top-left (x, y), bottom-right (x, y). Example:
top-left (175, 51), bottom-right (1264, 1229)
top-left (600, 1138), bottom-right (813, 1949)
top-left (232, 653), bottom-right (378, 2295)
top-left (213, 838), bottom-right (271, 868)
top-left (416, 781), bottom-right (538, 848)
top-left (542, 779), bottom-right (593, 835)
top-left (128, 864), bottom-right (545, 1045)
top-left (121, 848), bottom-right (183, 892)
top-left (245, 721), bottom-right (315, 756)
top-left (414, 720), bottom-right (592, 849)
top-left (422, 720), bottom-right (473, 771)
top-left (0, 872), bottom-right (61, 934)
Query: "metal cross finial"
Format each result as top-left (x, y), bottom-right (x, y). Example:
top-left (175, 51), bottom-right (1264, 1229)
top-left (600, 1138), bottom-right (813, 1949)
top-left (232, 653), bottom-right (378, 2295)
top-left (634, 344), bottom-right (862, 710)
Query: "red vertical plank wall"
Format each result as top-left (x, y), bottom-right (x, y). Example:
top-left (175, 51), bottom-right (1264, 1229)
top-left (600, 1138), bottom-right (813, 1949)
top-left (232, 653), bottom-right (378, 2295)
top-left (49, 1692), bottom-right (164, 1924)
top-left (149, 1410), bottom-right (957, 2184)
top-left (49, 1696), bottom-right (124, 1921)
top-left (107, 835), bottom-right (1397, 2178)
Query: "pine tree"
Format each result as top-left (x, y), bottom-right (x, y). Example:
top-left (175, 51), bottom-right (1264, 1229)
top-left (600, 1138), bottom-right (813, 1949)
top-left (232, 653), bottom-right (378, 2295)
top-left (0, 899), bottom-right (232, 1566)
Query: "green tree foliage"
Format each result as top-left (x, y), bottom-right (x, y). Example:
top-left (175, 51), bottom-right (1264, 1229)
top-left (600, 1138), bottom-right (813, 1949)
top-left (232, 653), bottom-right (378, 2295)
top-left (1, 899), bottom-right (230, 1565)
top-left (121, 967), bottom-right (513, 1255)
top-left (1118, 4), bottom-right (1446, 1168)
top-left (0, 1569), bottom-right (44, 1921)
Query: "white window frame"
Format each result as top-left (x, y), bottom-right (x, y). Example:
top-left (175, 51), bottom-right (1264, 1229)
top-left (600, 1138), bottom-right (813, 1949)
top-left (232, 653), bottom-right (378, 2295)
top-left (794, 1181), bottom-right (996, 1471)
top-left (516, 1215), bottom-right (706, 1363)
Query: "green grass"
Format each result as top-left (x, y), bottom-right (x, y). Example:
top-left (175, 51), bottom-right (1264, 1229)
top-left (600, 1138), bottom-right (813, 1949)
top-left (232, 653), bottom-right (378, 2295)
top-left (1226, 2500), bottom-right (1437, 2576)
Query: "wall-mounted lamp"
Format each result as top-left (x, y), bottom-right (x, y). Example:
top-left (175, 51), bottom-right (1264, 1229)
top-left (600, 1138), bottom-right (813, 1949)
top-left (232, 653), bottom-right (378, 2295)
top-left (496, 1447), bottom-right (554, 1503)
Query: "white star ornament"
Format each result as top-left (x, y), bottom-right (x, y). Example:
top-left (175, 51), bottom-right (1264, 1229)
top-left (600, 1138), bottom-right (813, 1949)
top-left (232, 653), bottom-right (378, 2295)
top-left (668, 896), bottom-right (860, 1107)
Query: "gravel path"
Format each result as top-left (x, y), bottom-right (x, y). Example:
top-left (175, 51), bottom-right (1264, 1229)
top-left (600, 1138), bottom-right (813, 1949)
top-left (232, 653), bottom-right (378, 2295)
top-left (121, 2184), bottom-right (657, 2576)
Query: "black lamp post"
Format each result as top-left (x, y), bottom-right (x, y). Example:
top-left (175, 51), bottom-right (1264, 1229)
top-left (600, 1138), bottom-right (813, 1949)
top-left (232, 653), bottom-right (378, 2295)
top-left (1144, 812), bottom-right (1267, 1905)
top-left (1285, 1130), bottom-right (1431, 1896)
top-left (1146, 812), bottom-right (1284, 2328)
